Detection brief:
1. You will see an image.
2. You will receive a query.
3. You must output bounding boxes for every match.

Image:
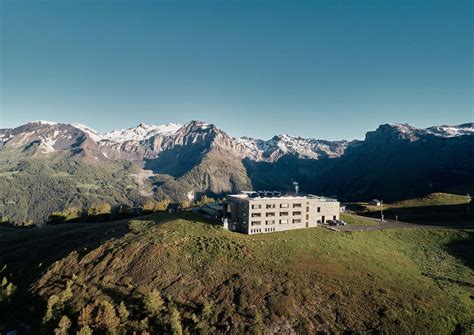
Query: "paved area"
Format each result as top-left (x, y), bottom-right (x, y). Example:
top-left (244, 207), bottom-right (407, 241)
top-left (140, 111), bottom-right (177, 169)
top-left (323, 215), bottom-right (466, 232)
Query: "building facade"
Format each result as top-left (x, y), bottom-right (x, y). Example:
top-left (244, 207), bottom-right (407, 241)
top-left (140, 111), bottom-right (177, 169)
top-left (225, 191), bottom-right (340, 234)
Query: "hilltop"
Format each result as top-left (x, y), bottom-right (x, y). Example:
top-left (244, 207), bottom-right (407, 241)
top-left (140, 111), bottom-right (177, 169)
top-left (1, 212), bottom-right (473, 333)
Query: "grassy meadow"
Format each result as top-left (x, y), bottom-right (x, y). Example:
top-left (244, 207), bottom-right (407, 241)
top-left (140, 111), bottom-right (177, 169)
top-left (348, 193), bottom-right (473, 227)
top-left (1, 212), bottom-right (472, 334)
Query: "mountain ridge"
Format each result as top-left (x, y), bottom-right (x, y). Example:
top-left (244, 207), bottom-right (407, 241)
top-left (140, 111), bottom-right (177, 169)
top-left (2, 120), bottom-right (472, 163)
top-left (0, 119), bottom-right (472, 225)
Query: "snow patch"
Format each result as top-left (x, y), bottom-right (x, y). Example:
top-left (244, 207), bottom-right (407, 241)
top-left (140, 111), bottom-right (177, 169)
top-left (102, 123), bottom-right (182, 143)
top-left (38, 139), bottom-right (56, 153)
top-left (71, 123), bottom-right (104, 142)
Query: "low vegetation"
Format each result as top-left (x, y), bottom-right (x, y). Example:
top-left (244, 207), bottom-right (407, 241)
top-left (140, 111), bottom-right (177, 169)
top-left (340, 213), bottom-right (379, 225)
top-left (1, 212), bottom-right (472, 333)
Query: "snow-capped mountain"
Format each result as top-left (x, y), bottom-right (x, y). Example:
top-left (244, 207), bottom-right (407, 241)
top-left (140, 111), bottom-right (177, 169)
top-left (75, 122), bottom-right (183, 143)
top-left (1, 120), bottom-right (473, 164)
top-left (1, 119), bottom-right (472, 225)
top-left (235, 135), bottom-right (348, 161)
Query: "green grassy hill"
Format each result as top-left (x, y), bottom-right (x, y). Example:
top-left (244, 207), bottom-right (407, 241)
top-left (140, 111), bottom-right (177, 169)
top-left (1, 213), bottom-right (473, 334)
top-left (349, 193), bottom-right (473, 226)
top-left (392, 193), bottom-right (469, 208)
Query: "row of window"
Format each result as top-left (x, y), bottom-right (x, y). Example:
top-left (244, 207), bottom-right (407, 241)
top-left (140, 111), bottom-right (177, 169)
top-left (251, 219), bottom-right (302, 226)
top-left (251, 211), bottom-right (303, 217)
top-left (250, 227), bottom-right (276, 233)
top-left (251, 203), bottom-right (304, 209)
top-left (250, 206), bottom-right (322, 212)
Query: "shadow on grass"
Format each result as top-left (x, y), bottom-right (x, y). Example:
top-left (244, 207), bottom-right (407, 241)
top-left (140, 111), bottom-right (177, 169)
top-left (0, 212), bottom-right (202, 333)
top-left (444, 231), bottom-right (474, 271)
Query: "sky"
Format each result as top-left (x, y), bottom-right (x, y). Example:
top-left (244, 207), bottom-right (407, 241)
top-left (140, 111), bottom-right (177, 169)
top-left (0, 0), bottom-right (472, 140)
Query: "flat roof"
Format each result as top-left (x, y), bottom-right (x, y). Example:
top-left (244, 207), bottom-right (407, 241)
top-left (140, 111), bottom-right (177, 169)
top-left (228, 191), bottom-right (338, 202)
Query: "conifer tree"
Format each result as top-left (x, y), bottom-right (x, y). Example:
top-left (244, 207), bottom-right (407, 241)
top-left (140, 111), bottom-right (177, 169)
top-left (53, 315), bottom-right (71, 335)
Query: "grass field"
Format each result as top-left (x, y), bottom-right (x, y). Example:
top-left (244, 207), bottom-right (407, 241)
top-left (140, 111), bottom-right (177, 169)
top-left (349, 193), bottom-right (473, 227)
top-left (1, 212), bottom-right (472, 334)
top-left (340, 213), bottom-right (379, 225)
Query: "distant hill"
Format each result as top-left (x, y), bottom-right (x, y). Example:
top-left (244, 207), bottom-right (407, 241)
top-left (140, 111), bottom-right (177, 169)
top-left (0, 120), bottom-right (473, 224)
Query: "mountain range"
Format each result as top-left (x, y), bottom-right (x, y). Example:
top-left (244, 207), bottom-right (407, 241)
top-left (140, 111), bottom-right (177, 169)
top-left (1, 120), bottom-right (473, 225)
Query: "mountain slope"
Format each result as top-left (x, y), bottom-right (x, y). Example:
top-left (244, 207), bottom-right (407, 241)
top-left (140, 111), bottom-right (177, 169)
top-left (244, 123), bottom-right (474, 201)
top-left (0, 120), bottom-right (472, 225)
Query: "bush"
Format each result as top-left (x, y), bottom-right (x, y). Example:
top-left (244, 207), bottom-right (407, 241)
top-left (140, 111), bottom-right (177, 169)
top-left (154, 199), bottom-right (170, 212)
top-left (54, 315), bottom-right (72, 335)
top-left (128, 220), bottom-right (153, 234)
top-left (49, 207), bottom-right (80, 224)
top-left (0, 276), bottom-right (16, 302)
top-left (168, 306), bottom-right (183, 335)
top-left (86, 203), bottom-right (112, 222)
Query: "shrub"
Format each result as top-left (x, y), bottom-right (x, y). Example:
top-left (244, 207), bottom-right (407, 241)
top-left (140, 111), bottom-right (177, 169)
top-left (144, 289), bottom-right (165, 316)
top-left (143, 199), bottom-right (155, 213)
top-left (0, 277), bottom-right (16, 302)
top-left (42, 294), bottom-right (62, 329)
top-left (76, 325), bottom-right (93, 335)
top-left (54, 315), bottom-right (72, 335)
top-left (118, 301), bottom-right (129, 323)
top-left (94, 300), bottom-right (120, 334)
top-left (128, 220), bottom-right (152, 234)
top-left (87, 203), bottom-right (112, 217)
top-left (49, 207), bottom-right (80, 224)
top-left (169, 306), bottom-right (183, 335)
top-left (154, 199), bottom-right (170, 211)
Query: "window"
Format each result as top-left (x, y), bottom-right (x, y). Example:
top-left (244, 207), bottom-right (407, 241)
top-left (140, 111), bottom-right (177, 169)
top-left (306, 214), bottom-right (309, 220)
top-left (333, 215), bottom-right (336, 220)
top-left (280, 212), bottom-right (289, 216)
top-left (293, 211), bottom-right (301, 216)
top-left (266, 204), bottom-right (275, 209)
top-left (265, 220), bottom-right (275, 225)
top-left (293, 203), bottom-right (302, 208)
top-left (266, 212), bottom-right (275, 217)
top-left (292, 219), bottom-right (301, 224)
top-left (317, 207), bottom-right (321, 213)
top-left (251, 221), bottom-right (261, 226)
top-left (280, 219), bottom-right (288, 224)
top-left (252, 204), bottom-right (262, 209)
top-left (252, 213), bottom-right (261, 217)
top-left (280, 203), bottom-right (289, 208)
top-left (306, 206), bottom-right (309, 212)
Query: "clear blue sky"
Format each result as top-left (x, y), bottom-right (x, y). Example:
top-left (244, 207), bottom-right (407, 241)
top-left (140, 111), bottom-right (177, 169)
top-left (0, 0), bottom-right (472, 140)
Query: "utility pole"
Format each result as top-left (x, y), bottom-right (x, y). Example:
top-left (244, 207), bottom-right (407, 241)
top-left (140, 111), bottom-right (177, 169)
top-left (380, 200), bottom-right (384, 222)
top-left (467, 194), bottom-right (471, 214)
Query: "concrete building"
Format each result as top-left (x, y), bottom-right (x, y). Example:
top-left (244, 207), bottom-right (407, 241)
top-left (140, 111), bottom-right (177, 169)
top-left (224, 191), bottom-right (340, 234)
